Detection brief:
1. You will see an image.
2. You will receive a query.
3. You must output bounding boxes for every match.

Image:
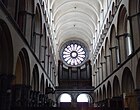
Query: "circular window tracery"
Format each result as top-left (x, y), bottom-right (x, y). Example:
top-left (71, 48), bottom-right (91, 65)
top-left (60, 40), bottom-right (88, 67)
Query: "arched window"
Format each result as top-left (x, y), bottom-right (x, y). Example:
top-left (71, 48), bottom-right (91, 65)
top-left (77, 94), bottom-right (89, 102)
top-left (122, 67), bottom-right (135, 110)
top-left (60, 40), bottom-right (88, 67)
top-left (117, 5), bottom-right (133, 63)
top-left (59, 93), bottom-right (72, 102)
top-left (40, 25), bottom-right (47, 67)
top-left (31, 5), bottom-right (42, 59)
top-left (129, 0), bottom-right (139, 50)
top-left (14, 48), bottom-right (30, 85)
top-left (15, 0), bottom-right (26, 33)
top-left (110, 25), bottom-right (119, 71)
top-left (113, 76), bottom-right (120, 97)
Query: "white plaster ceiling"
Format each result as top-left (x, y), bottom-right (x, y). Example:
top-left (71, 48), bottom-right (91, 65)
top-left (50, 0), bottom-right (103, 60)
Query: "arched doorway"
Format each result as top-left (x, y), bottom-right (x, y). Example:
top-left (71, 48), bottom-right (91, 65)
top-left (31, 5), bottom-right (42, 59)
top-left (77, 93), bottom-right (93, 107)
top-left (12, 48), bottom-right (30, 107)
top-left (0, 20), bottom-right (13, 75)
top-left (58, 93), bottom-right (72, 107)
top-left (30, 65), bottom-right (39, 107)
top-left (0, 19), bottom-right (14, 110)
top-left (112, 76), bottom-right (122, 110)
top-left (122, 67), bottom-right (137, 110)
top-left (113, 76), bottom-right (120, 97)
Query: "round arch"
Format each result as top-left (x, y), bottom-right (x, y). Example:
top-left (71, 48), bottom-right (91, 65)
top-left (32, 4), bottom-right (42, 58)
top-left (11, 48), bottom-right (30, 107)
top-left (110, 24), bottom-right (117, 71)
top-left (76, 93), bottom-right (93, 107)
top-left (107, 81), bottom-right (112, 99)
top-left (121, 67), bottom-right (136, 110)
top-left (31, 64), bottom-right (39, 91)
top-left (0, 19), bottom-right (14, 109)
top-left (122, 67), bottom-right (135, 94)
top-left (13, 48), bottom-right (30, 85)
top-left (117, 5), bottom-right (127, 35)
top-left (77, 93), bottom-right (93, 103)
top-left (0, 19), bottom-right (13, 75)
top-left (113, 76), bottom-right (120, 97)
top-left (58, 93), bottom-right (72, 103)
top-left (117, 5), bottom-right (132, 62)
top-left (57, 93), bottom-right (72, 107)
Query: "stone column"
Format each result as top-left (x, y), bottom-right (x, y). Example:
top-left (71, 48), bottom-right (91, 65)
top-left (0, 74), bottom-right (14, 110)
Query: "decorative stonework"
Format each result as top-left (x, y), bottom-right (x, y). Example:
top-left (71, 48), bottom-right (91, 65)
top-left (60, 40), bottom-right (88, 67)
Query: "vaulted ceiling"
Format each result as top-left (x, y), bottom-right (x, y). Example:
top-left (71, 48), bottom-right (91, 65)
top-left (49, 0), bottom-right (103, 61)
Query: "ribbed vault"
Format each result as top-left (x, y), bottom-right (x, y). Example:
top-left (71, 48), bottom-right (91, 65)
top-left (50, 0), bottom-right (103, 61)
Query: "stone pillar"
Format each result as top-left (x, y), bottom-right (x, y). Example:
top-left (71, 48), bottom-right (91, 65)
top-left (0, 74), bottom-right (14, 110)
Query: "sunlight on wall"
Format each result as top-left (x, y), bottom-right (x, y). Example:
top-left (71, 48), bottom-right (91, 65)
top-left (77, 94), bottom-right (89, 102)
top-left (60, 93), bottom-right (72, 102)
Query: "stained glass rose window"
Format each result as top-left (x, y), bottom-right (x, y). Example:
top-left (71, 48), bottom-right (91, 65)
top-left (60, 40), bottom-right (88, 67)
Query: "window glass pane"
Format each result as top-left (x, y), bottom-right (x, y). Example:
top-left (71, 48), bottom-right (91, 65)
top-left (77, 94), bottom-right (89, 102)
top-left (60, 93), bottom-right (71, 102)
top-left (116, 47), bottom-right (120, 64)
top-left (125, 36), bottom-right (133, 56)
top-left (60, 40), bottom-right (88, 67)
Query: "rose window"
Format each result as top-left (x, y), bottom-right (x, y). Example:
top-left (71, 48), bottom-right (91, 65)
top-left (60, 40), bottom-right (88, 67)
